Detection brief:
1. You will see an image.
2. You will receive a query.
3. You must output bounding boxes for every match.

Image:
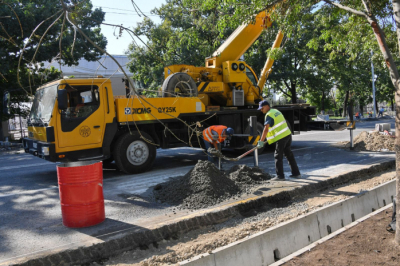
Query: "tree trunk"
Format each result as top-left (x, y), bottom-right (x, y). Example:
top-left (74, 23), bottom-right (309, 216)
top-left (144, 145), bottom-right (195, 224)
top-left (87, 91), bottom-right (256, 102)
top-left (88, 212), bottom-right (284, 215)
top-left (342, 90), bottom-right (349, 117)
top-left (321, 91), bottom-right (325, 113)
top-left (392, 0), bottom-right (400, 245)
top-left (291, 82), bottom-right (297, 104)
top-left (375, 98), bottom-right (378, 115)
top-left (360, 104), bottom-right (364, 115)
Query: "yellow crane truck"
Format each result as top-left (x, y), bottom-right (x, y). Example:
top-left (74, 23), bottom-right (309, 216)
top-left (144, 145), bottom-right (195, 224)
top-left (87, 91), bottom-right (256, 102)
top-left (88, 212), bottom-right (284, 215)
top-left (21, 11), bottom-right (315, 174)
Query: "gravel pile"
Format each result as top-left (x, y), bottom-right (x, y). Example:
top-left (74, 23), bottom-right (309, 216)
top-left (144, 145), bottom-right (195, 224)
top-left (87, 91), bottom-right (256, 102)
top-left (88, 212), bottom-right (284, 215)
top-left (153, 160), bottom-right (271, 210)
top-left (228, 165), bottom-right (271, 184)
top-left (342, 131), bottom-right (395, 151)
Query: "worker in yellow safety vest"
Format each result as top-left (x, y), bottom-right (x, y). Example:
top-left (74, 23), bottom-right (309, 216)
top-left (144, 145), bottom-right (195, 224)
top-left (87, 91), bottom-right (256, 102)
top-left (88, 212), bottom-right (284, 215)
top-left (202, 125), bottom-right (234, 163)
top-left (256, 100), bottom-right (301, 180)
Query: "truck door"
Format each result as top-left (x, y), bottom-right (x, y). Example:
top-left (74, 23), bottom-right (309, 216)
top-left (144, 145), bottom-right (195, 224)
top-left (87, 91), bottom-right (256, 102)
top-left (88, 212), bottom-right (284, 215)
top-left (57, 84), bottom-right (105, 148)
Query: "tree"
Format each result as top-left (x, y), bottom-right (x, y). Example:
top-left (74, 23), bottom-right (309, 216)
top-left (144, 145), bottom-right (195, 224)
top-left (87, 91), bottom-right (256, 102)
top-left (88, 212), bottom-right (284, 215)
top-left (375, 59), bottom-right (398, 111)
top-left (184, 0), bottom-right (400, 243)
top-left (0, 0), bottom-right (107, 140)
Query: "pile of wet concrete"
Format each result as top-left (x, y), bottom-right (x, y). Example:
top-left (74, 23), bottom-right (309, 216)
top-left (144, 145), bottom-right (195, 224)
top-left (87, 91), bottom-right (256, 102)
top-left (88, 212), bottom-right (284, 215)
top-left (342, 131), bottom-right (395, 152)
top-left (153, 160), bottom-right (271, 210)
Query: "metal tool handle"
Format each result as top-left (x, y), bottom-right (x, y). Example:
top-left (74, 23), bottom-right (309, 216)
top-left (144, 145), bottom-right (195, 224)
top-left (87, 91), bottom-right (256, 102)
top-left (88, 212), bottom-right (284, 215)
top-left (237, 146), bottom-right (258, 160)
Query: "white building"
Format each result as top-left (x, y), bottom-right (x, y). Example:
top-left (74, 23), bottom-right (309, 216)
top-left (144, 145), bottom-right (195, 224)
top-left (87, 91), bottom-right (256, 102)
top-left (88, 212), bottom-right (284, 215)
top-left (43, 55), bottom-right (134, 96)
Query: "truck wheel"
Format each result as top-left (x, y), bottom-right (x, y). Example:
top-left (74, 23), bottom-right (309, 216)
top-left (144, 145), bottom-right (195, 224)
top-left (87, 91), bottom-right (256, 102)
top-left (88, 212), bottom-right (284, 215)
top-left (245, 122), bottom-right (266, 153)
top-left (162, 72), bottom-right (198, 97)
top-left (114, 131), bottom-right (157, 174)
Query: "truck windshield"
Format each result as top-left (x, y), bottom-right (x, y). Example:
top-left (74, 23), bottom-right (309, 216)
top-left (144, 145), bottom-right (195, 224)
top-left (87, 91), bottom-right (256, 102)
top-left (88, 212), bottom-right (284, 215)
top-left (29, 85), bottom-right (57, 123)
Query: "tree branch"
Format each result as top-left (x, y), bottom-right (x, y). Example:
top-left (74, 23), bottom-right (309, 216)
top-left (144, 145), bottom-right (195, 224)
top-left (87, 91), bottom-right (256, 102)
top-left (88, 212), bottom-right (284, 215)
top-left (361, 0), bottom-right (372, 15)
top-left (323, 0), bottom-right (368, 18)
top-left (283, 80), bottom-right (291, 91)
top-left (276, 85), bottom-right (291, 98)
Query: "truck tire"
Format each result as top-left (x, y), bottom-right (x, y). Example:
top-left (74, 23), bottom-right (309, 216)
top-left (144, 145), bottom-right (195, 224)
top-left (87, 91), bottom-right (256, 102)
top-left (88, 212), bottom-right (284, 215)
top-left (162, 72), bottom-right (198, 97)
top-left (114, 131), bottom-right (157, 174)
top-left (244, 122), bottom-right (266, 154)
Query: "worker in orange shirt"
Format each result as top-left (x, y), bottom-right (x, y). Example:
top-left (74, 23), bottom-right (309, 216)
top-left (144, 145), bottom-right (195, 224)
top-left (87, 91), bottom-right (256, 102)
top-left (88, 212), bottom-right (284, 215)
top-left (202, 125), bottom-right (234, 163)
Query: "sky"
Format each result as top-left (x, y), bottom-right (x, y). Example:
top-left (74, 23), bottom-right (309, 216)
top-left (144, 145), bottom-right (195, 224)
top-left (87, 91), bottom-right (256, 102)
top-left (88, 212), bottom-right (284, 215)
top-left (91, 0), bottom-right (165, 55)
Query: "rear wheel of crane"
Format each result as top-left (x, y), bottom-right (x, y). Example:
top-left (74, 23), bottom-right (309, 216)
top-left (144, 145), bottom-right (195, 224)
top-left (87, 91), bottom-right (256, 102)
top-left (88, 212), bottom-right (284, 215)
top-left (114, 131), bottom-right (157, 174)
top-left (162, 72), bottom-right (198, 97)
top-left (244, 122), bottom-right (266, 154)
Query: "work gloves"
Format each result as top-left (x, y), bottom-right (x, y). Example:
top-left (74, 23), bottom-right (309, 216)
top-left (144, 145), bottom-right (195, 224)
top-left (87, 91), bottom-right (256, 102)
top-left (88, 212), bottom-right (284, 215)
top-left (256, 141), bottom-right (265, 149)
top-left (208, 148), bottom-right (222, 156)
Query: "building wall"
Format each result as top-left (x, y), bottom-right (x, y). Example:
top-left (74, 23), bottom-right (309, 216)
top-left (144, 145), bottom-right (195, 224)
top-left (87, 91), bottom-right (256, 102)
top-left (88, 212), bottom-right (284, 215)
top-left (43, 55), bottom-right (134, 96)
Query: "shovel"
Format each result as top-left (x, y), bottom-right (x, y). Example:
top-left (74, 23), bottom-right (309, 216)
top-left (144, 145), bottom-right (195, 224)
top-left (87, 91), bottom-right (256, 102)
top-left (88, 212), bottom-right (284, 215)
top-left (208, 146), bottom-right (259, 162)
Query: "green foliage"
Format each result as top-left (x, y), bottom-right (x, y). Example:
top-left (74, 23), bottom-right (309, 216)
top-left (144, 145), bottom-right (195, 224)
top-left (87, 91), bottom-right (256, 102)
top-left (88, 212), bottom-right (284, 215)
top-left (0, 0), bottom-right (107, 121)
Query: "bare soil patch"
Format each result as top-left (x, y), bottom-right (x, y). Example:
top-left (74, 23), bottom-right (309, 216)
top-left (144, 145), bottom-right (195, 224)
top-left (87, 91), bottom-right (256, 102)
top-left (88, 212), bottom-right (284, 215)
top-left (93, 170), bottom-right (395, 266)
top-left (340, 131), bottom-right (395, 151)
top-left (284, 210), bottom-right (400, 266)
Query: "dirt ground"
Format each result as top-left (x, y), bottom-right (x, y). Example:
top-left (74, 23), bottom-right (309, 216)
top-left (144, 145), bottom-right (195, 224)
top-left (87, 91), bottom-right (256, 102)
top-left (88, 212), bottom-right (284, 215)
top-left (90, 170), bottom-right (396, 266)
top-left (340, 131), bottom-right (395, 151)
top-left (284, 210), bottom-right (400, 266)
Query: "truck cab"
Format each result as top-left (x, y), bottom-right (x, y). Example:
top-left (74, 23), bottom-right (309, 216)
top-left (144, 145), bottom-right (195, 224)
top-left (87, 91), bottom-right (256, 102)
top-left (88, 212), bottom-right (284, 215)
top-left (23, 78), bottom-right (117, 163)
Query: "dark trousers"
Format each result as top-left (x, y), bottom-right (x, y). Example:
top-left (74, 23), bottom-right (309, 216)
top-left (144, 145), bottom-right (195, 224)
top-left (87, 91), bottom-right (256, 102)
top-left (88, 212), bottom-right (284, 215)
top-left (274, 135), bottom-right (300, 178)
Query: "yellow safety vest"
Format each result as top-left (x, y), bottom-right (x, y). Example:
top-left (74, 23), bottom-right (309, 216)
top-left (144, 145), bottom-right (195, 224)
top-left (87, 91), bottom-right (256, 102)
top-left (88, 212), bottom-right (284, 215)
top-left (265, 109), bottom-right (291, 144)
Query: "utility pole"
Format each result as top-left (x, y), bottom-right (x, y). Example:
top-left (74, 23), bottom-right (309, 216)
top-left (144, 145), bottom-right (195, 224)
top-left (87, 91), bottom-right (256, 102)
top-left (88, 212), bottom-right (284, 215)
top-left (371, 50), bottom-right (377, 118)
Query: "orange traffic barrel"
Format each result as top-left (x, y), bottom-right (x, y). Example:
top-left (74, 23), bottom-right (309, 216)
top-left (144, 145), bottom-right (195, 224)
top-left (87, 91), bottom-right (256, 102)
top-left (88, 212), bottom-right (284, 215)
top-left (57, 161), bottom-right (105, 228)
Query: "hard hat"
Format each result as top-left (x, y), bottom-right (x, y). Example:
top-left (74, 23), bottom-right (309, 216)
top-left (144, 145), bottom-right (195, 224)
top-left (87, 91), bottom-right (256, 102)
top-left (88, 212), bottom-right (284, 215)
top-left (226, 127), bottom-right (234, 136)
top-left (257, 100), bottom-right (270, 110)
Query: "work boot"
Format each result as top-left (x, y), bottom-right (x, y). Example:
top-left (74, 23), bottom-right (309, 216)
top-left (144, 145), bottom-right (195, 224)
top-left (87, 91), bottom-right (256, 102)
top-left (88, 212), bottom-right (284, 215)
top-left (289, 174), bottom-right (301, 178)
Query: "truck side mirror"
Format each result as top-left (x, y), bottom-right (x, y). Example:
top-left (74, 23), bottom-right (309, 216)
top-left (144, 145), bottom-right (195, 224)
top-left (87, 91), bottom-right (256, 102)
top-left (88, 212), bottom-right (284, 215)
top-left (3, 91), bottom-right (10, 115)
top-left (57, 89), bottom-right (68, 110)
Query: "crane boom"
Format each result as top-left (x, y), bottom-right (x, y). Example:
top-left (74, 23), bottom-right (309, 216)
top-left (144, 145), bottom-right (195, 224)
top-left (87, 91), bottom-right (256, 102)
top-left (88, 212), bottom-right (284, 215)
top-left (206, 11), bottom-right (272, 68)
top-left (257, 30), bottom-right (284, 90)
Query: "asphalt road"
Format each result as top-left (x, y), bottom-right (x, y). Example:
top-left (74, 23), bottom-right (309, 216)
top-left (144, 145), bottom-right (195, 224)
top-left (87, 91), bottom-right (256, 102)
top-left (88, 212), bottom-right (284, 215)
top-left (0, 119), bottom-right (396, 264)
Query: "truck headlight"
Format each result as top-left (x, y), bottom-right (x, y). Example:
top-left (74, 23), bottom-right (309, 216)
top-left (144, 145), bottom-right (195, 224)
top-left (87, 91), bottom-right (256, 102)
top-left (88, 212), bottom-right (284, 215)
top-left (42, 147), bottom-right (49, 156)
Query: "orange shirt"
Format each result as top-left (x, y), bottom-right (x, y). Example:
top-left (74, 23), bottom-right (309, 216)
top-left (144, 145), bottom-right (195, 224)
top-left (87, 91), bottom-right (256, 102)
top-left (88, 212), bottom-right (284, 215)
top-left (203, 125), bottom-right (227, 143)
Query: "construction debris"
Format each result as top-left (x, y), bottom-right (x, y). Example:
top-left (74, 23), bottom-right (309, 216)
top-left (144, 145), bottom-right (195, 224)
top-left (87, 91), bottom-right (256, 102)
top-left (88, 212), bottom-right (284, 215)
top-left (341, 131), bottom-right (395, 152)
top-left (153, 160), bottom-right (271, 210)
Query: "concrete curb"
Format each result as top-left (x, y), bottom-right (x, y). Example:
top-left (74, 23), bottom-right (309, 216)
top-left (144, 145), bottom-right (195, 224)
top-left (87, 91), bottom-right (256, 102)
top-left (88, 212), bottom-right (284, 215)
top-left (5, 159), bottom-right (395, 266)
top-left (180, 178), bottom-right (395, 266)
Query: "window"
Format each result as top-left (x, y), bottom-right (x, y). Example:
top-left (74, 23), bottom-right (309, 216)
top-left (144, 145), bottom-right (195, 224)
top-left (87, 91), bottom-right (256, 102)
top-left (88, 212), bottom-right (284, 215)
top-left (63, 85), bottom-right (100, 119)
top-left (246, 67), bottom-right (257, 86)
top-left (60, 85), bottom-right (100, 132)
top-left (29, 85), bottom-right (57, 124)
